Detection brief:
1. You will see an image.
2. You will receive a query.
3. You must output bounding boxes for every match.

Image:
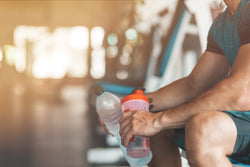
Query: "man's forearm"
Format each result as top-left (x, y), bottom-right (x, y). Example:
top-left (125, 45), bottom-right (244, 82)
top-left (155, 75), bottom-right (250, 130)
top-left (146, 76), bottom-right (206, 112)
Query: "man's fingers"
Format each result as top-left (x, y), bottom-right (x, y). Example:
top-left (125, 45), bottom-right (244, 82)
top-left (105, 126), bottom-right (114, 136)
top-left (120, 112), bottom-right (138, 146)
top-left (119, 116), bottom-right (131, 134)
top-left (98, 116), bottom-right (104, 125)
top-left (120, 124), bottom-right (130, 145)
top-left (98, 116), bottom-right (114, 136)
top-left (120, 111), bottom-right (134, 123)
top-left (121, 126), bottom-right (134, 147)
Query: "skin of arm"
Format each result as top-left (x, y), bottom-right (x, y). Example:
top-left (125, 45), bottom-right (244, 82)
top-left (146, 52), bottom-right (230, 112)
top-left (156, 43), bottom-right (250, 129)
top-left (119, 44), bottom-right (250, 146)
top-left (147, 51), bottom-right (230, 112)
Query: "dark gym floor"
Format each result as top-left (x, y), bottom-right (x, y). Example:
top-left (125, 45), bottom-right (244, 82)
top-left (0, 83), bottom-right (116, 167)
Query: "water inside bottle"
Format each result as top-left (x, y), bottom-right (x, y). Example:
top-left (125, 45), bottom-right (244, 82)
top-left (127, 149), bottom-right (150, 158)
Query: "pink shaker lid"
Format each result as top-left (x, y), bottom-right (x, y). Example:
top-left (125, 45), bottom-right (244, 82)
top-left (121, 89), bottom-right (149, 104)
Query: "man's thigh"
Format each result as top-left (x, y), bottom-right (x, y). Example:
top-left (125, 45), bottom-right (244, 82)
top-left (172, 111), bottom-right (250, 163)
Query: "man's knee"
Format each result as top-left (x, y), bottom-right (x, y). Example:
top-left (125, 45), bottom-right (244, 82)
top-left (184, 112), bottom-right (237, 164)
top-left (185, 112), bottom-right (215, 144)
top-left (185, 113), bottom-right (213, 160)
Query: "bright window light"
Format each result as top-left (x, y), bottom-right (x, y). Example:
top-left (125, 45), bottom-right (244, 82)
top-left (107, 46), bottom-right (118, 58)
top-left (123, 44), bottom-right (133, 54)
top-left (120, 52), bottom-right (131, 66)
top-left (125, 28), bottom-right (138, 41)
top-left (107, 33), bottom-right (118, 46)
top-left (32, 57), bottom-right (50, 79)
top-left (68, 50), bottom-right (88, 78)
top-left (0, 48), bottom-right (3, 62)
top-left (14, 26), bottom-right (89, 79)
top-left (14, 26), bottom-right (48, 72)
top-left (116, 70), bottom-right (128, 80)
top-left (91, 27), bottom-right (105, 49)
top-left (50, 49), bottom-right (69, 79)
top-left (3, 45), bottom-right (16, 66)
top-left (70, 26), bottom-right (89, 50)
top-left (90, 48), bottom-right (105, 79)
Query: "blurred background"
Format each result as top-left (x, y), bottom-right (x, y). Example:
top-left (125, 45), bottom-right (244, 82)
top-left (0, 0), bottom-right (224, 166)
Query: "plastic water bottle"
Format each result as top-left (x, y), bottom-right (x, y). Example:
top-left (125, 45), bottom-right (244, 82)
top-left (95, 86), bottom-right (149, 167)
top-left (121, 88), bottom-right (152, 164)
top-left (95, 86), bottom-right (122, 135)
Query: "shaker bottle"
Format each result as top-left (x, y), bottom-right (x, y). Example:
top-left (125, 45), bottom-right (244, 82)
top-left (121, 88), bottom-right (152, 164)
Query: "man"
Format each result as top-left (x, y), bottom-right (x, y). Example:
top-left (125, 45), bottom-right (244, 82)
top-left (119, 0), bottom-right (250, 166)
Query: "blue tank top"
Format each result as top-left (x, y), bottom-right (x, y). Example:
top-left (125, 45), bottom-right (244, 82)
top-left (206, 0), bottom-right (250, 121)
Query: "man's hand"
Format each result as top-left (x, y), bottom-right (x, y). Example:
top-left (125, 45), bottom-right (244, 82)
top-left (98, 116), bottom-right (114, 136)
top-left (119, 110), bottom-right (161, 146)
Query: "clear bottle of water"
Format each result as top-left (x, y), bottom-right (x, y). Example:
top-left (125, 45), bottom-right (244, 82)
top-left (95, 86), bottom-right (122, 135)
top-left (95, 86), bottom-right (151, 167)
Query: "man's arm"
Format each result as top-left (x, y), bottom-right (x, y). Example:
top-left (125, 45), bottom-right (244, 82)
top-left (156, 43), bottom-right (250, 130)
top-left (147, 51), bottom-right (230, 112)
top-left (119, 50), bottom-right (230, 146)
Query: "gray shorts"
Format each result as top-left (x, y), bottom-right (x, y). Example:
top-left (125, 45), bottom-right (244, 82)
top-left (172, 111), bottom-right (250, 165)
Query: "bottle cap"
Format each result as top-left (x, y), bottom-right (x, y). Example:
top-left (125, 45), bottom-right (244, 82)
top-left (121, 88), bottom-right (149, 104)
top-left (95, 86), bottom-right (104, 96)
